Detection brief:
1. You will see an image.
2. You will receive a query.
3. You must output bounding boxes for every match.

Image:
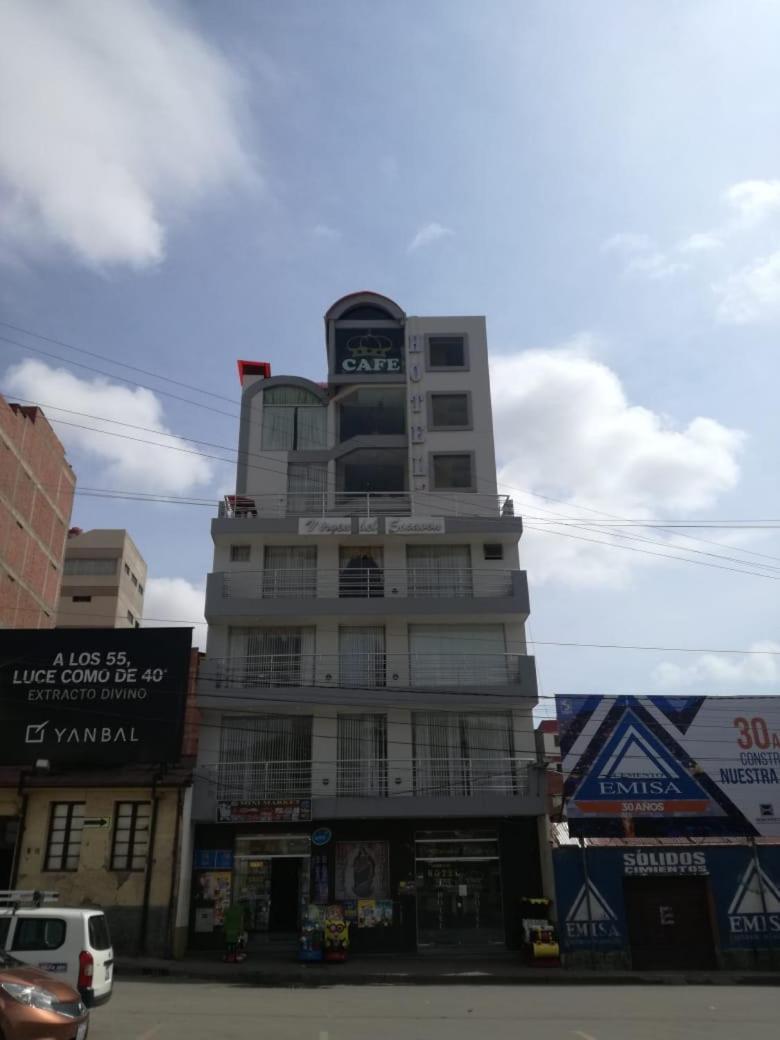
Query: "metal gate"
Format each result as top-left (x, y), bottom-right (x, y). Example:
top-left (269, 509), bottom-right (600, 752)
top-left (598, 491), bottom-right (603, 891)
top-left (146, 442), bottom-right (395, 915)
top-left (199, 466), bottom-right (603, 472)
top-left (624, 876), bottom-right (717, 970)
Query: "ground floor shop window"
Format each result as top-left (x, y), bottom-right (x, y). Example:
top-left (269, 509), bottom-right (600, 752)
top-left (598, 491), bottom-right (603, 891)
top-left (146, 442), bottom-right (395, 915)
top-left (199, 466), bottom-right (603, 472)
top-left (232, 835), bottom-right (310, 943)
top-left (415, 830), bottom-right (504, 946)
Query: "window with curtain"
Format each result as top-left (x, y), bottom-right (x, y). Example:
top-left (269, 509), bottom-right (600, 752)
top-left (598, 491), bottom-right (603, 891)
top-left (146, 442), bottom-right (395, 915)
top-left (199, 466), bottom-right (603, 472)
top-left (287, 462), bottom-right (328, 513)
top-left (261, 385), bottom-right (327, 450)
top-left (218, 714), bottom-right (313, 799)
top-left (339, 626), bottom-right (385, 687)
top-left (406, 545), bottom-right (472, 597)
top-left (339, 545), bottom-right (384, 598)
top-left (262, 545), bottom-right (317, 598)
top-left (413, 712), bottom-right (515, 796)
top-left (337, 714), bottom-right (387, 796)
top-left (408, 624), bottom-right (506, 686)
top-left (227, 627), bottom-right (316, 686)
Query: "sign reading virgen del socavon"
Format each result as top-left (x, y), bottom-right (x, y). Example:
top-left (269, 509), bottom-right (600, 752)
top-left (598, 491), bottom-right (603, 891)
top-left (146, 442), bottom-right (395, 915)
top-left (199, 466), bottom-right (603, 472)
top-left (0, 628), bottom-right (191, 766)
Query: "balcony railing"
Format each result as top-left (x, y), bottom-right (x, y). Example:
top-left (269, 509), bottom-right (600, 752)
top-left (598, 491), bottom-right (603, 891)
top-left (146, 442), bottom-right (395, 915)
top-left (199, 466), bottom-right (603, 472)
top-left (220, 568), bottom-right (514, 600)
top-left (210, 652), bottom-right (528, 689)
top-left (214, 757), bottom-right (532, 800)
top-left (219, 491), bottom-right (515, 520)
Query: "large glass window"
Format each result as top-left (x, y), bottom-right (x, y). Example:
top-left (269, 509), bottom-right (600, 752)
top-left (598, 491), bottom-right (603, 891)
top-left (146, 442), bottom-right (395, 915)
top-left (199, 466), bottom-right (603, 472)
top-left (227, 627), bottom-right (316, 686)
top-left (339, 387), bottom-right (406, 441)
top-left (338, 449), bottom-right (407, 495)
top-left (432, 453), bottom-right (474, 490)
top-left (261, 385), bottom-right (326, 450)
top-left (406, 545), bottom-right (472, 597)
top-left (409, 624), bottom-right (506, 686)
top-left (413, 713), bottom-right (515, 795)
top-left (218, 715), bottom-right (313, 800)
top-left (262, 545), bottom-right (317, 598)
top-left (337, 714), bottom-right (387, 796)
top-left (287, 462), bottom-right (328, 513)
top-left (63, 557), bottom-right (117, 576)
top-left (339, 626), bottom-right (386, 688)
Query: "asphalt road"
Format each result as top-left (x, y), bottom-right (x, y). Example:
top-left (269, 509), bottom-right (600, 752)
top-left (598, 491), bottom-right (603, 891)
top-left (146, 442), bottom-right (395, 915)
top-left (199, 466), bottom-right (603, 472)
top-left (87, 980), bottom-right (780, 1040)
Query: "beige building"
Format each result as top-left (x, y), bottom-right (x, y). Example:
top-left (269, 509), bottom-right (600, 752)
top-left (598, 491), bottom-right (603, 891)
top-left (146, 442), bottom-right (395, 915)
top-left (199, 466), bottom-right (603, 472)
top-left (57, 528), bottom-right (146, 629)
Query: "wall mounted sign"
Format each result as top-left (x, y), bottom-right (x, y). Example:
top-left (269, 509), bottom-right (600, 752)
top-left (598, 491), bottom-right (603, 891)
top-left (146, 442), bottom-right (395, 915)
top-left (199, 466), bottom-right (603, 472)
top-left (216, 799), bottom-right (312, 824)
top-left (298, 518), bottom-right (352, 535)
top-left (311, 827), bottom-right (333, 847)
top-left (0, 628), bottom-right (192, 766)
top-left (386, 517), bottom-right (445, 535)
top-left (334, 327), bottom-right (404, 375)
top-left (358, 517), bottom-right (379, 535)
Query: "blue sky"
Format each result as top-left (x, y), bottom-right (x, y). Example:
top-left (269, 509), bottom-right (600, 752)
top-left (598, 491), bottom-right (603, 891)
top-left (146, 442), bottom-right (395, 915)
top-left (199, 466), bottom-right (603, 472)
top-left (1, 0), bottom-right (780, 701)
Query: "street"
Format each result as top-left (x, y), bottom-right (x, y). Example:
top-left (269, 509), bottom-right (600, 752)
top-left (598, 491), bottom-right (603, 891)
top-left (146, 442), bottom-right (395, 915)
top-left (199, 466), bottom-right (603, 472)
top-left (88, 981), bottom-right (780, 1040)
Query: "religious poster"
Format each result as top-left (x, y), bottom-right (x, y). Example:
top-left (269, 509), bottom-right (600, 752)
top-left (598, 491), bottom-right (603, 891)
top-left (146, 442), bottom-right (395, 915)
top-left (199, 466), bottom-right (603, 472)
top-left (334, 841), bottom-right (390, 900)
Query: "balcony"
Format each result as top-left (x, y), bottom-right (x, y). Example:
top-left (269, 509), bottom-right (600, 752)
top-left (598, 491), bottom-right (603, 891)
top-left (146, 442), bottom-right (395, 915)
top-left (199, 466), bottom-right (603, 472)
top-left (194, 756), bottom-right (542, 820)
top-left (219, 491), bottom-right (516, 520)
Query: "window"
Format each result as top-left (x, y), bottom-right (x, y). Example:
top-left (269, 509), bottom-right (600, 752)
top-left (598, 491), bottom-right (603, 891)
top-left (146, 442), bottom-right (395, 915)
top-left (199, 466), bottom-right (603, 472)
top-left (337, 714), bottom-right (387, 796)
top-left (339, 626), bottom-right (386, 688)
top-left (131, 573), bottom-right (138, 587)
top-left (427, 335), bottom-right (467, 369)
top-left (88, 915), bottom-right (112, 950)
top-left (138, 584), bottom-right (144, 596)
top-left (409, 624), bottom-right (507, 686)
top-left (12, 917), bottom-right (66, 951)
top-left (230, 545), bottom-right (251, 563)
top-left (338, 448), bottom-right (407, 495)
top-left (431, 453), bottom-right (474, 490)
top-left (483, 544), bottom-right (504, 560)
top-left (218, 714), bottom-right (312, 800)
top-left (339, 387), bottom-right (406, 441)
top-left (287, 462), bottom-right (328, 513)
top-left (429, 393), bottom-right (470, 429)
top-left (72, 595), bottom-right (92, 603)
top-left (227, 627), bottom-right (316, 687)
top-left (124, 563), bottom-right (130, 576)
top-left (413, 712), bottom-right (515, 795)
top-left (127, 611), bottom-right (134, 625)
top-left (63, 557), bottom-right (117, 576)
top-left (111, 802), bottom-right (151, 871)
top-left (406, 545), bottom-right (472, 597)
top-left (44, 802), bottom-right (84, 871)
top-left (262, 545), bottom-right (317, 598)
top-left (261, 385), bottom-right (326, 450)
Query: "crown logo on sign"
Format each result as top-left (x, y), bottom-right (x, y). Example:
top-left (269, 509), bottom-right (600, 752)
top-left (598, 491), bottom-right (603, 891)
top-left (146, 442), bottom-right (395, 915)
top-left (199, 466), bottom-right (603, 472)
top-left (346, 334), bottom-right (393, 358)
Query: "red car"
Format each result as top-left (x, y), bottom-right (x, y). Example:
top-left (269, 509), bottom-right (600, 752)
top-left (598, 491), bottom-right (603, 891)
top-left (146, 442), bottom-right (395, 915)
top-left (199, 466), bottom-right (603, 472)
top-left (0, 950), bottom-right (88, 1040)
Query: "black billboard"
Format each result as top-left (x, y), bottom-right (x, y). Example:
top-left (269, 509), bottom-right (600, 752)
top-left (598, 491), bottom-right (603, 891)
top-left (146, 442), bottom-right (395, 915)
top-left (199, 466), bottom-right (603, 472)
top-left (0, 628), bottom-right (192, 766)
top-left (334, 326), bottom-right (404, 375)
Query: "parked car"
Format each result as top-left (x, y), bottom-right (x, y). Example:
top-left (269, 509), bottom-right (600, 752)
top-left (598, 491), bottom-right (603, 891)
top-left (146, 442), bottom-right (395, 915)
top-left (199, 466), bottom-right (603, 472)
top-left (0, 949), bottom-right (88, 1040)
top-left (0, 908), bottom-right (113, 1008)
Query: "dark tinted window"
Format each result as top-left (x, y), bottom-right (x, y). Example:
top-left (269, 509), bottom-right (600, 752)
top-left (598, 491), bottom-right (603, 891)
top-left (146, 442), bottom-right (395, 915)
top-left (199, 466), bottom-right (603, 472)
top-left (428, 336), bottom-right (465, 368)
top-left (431, 394), bottom-right (469, 427)
top-left (432, 454), bottom-right (473, 490)
top-left (12, 917), bottom-right (66, 951)
top-left (0, 918), bottom-right (10, 947)
top-left (88, 915), bottom-right (112, 950)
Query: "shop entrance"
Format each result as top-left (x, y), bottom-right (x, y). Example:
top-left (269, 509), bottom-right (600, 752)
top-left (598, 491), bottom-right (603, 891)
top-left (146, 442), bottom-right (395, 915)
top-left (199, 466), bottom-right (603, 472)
top-left (415, 831), bottom-right (504, 947)
top-left (233, 835), bottom-right (310, 945)
top-left (624, 876), bottom-right (717, 970)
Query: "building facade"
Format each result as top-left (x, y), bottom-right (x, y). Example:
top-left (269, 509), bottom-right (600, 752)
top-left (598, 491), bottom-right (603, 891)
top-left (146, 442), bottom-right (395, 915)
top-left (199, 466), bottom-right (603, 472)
top-left (0, 396), bottom-right (76, 629)
top-left (191, 292), bottom-right (548, 954)
top-left (56, 528), bottom-right (147, 629)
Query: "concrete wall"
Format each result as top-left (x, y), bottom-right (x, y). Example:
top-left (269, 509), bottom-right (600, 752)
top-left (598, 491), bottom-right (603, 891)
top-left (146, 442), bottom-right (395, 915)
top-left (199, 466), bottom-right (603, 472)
top-left (15, 786), bottom-right (185, 956)
top-left (57, 529), bottom-right (146, 629)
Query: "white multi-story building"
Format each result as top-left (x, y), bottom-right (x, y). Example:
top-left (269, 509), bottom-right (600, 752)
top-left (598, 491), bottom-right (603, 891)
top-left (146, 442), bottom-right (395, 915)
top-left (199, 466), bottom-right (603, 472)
top-left (190, 292), bottom-right (548, 954)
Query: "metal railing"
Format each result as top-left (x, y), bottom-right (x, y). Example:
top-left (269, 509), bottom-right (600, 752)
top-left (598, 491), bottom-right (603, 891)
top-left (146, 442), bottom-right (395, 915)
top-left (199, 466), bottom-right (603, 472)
top-left (220, 567), bottom-right (515, 600)
top-left (213, 757), bottom-right (532, 800)
top-left (414, 756), bottom-right (531, 797)
top-left (210, 652), bottom-right (527, 689)
top-left (219, 491), bottom-right (515, 520)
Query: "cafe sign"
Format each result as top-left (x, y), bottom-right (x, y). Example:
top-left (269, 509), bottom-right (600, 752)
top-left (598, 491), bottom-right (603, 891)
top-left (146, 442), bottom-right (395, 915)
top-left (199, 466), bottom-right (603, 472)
top-left (334, 327), bottom-right (404, 375)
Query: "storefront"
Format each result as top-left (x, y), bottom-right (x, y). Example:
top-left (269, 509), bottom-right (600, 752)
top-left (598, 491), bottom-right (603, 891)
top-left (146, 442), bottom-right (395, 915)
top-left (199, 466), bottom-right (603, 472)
top-left (553, 843), bottom-right (780, 970)
top-left (189, 816), bottom-right (543, 954)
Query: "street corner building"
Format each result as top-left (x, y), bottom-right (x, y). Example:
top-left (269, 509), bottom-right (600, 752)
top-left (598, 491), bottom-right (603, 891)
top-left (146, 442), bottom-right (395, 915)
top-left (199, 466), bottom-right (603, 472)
top-left (188, 292), bottom-right (551, 956)
top-left (0, 626), bottom-right (199, 958)
top-left (553, 694), bottom-right (780, 970)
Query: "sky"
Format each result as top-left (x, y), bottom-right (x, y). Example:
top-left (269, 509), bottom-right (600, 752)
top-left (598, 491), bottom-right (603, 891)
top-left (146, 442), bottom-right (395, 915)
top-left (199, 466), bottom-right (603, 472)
top-left (1, 0), bottom-right (780, 704)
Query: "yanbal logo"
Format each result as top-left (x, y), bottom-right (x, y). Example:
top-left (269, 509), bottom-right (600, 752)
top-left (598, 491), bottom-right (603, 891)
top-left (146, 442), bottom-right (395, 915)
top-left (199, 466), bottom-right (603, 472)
top-left (564, 879), bottom-right (621, 943)
top-left (728, 860), bottom-right (780, 936)
top-left (24, 720), bottom-right (139, 745)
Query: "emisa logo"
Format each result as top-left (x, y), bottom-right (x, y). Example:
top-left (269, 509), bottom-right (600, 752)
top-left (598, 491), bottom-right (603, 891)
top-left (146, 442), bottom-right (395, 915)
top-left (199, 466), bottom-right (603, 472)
top-left (728, 861), bottom-right (780, 936)
top-left (565, 879), bottom-right (621, 942)
top-left (593, 721), bottom-right (683, 796)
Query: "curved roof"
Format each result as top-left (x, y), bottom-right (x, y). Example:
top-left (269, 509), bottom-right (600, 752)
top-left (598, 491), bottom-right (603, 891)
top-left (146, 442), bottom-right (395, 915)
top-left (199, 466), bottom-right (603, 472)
top-left (325, 291), bottom-right (405, 322)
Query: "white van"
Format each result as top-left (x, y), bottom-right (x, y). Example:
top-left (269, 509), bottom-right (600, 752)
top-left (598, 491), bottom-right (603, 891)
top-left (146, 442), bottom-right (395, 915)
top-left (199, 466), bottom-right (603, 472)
top-left (0, 907), bottom-right (114, 1006)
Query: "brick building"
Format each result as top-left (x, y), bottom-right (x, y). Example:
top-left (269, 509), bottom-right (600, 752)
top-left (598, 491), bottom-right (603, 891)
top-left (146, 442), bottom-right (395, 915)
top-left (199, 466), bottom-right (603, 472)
top-left (0, 395), bottom-right (76, 629)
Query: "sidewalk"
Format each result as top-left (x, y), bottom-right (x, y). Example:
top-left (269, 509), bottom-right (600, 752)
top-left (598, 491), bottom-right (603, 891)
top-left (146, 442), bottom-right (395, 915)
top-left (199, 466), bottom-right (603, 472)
top-left (116, 952), bottom-right (780, 987)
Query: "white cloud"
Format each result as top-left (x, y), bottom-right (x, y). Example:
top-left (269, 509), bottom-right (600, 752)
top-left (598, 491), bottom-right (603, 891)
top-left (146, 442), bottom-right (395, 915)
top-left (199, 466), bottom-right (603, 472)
top-left (491, 340), bottom-right (745, 586)
top-left (0, 0), bottom-right (250, 268)
top-left (677, 232), bottom-right (724, 253)
top-left (723, 179), bottom-right (780, 227)
top-left (625, 251), bottom-right (688, 279)
top-left (4, 359), bottom-right (215, 493)
top-left (601, 233), bottom-right (652, 254)
top-left (407, 222), bottom-right (454, 253)
top-left (143, 577), bottom-right (206, 649)
top-left (312, 224), bottom-right (341, 240)
top-left (653, 641), bottom-right (780, 689)
top-left (713, 251), bottom-right (780, 324)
